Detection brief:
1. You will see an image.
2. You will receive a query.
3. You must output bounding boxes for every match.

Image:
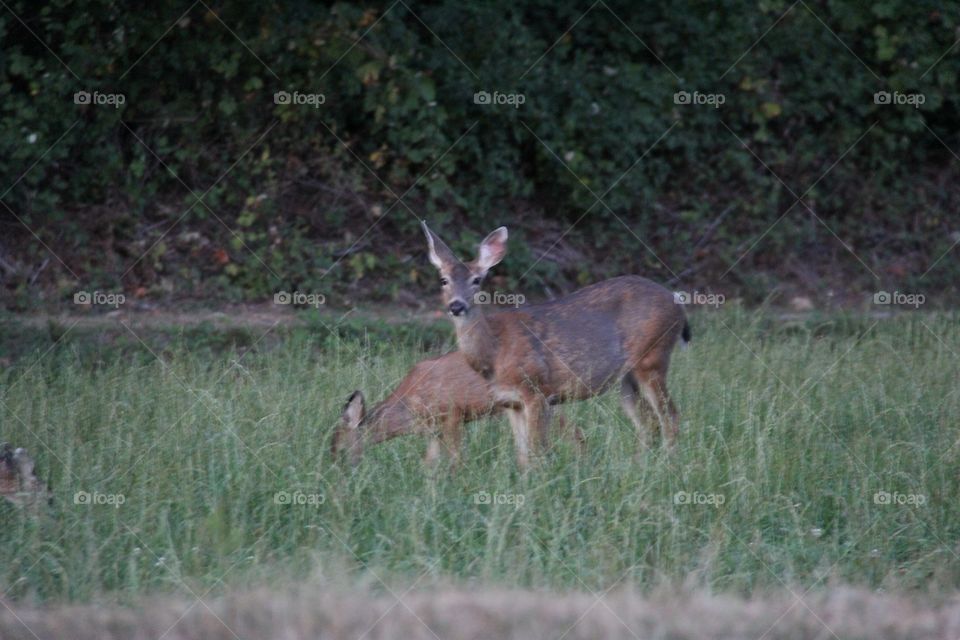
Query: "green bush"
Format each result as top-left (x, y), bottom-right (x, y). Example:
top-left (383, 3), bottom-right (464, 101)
top-left (2, 1), bottom-right (958, 305)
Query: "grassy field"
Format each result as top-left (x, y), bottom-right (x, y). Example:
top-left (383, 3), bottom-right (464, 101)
top-left (1, 310), bottom-right (958, 608)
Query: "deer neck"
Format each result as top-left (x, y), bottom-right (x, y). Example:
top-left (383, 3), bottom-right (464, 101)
top-left (363, 401), bottom-right (415, 445)
top-left (455, 309), bottom-right (497, 377)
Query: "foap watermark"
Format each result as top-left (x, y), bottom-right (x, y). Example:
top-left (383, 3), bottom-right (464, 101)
top-left (73, 91), bottom-right (127, 109)
top-left (674, 290), bottom-right (725, 308)
top-left (474, 290), bottom-right (525, 307)
top-left (874, 90), bottom-right (925, 109)
top-left (873, 490), bottom-right (925, 506)
top-left (674, 490), bottom-right (725, 507)
top-left (274, 290), bottom-right (326, 307)
top-left (74, 290), bottom-right (125, 308)
top-left (274, 490), bottom-right (325, 506)
top-left (473, 490), bottom-right (525, 507)
top-left (473, 90), bottom-right (525, 109)
top-left (674, 90), bottom-right (725, 108)
top-left (873, 290), bottom-right (924, 308)
top-left (74, 90), bottom-right (125, 108)
top-left (74, 490), bottom-right (126, 508)
top-left (274, 90), bottom-right (326, 108)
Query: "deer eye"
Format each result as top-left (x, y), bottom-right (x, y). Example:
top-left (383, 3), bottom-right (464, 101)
top-left (471, 276), bottom-right (482, 286)
top-left (440, 277), bottom-right (449, 286)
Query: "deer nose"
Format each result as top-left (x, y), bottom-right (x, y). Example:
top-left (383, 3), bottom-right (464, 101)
top-left (448, 300), bottom-right (467, 316)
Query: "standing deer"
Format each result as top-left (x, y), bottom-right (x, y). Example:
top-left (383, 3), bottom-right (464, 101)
top-left (331, 351), bottom-right (582, 465)
top-left (422, 222), bottom-right (689, 467)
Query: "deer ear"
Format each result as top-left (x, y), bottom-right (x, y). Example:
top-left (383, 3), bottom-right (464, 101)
top-left (342, 391), bottom-right (365, 429)
top-left (477, 226), bottom-right (508, 272)
top-left (421, 221), bottom-right (457, 271)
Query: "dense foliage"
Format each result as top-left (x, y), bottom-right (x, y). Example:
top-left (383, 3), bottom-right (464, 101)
top-left (2, 0), bottom-right (958, 306)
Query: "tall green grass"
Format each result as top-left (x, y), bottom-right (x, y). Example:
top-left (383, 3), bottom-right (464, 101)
top-left (1, 311), bottom-right (958, 603)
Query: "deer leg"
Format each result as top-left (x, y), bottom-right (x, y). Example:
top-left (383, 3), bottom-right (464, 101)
top-left (423, 416), bottom-right (442, 465)
top-left (423, 409), bottom-right (465, 467)
top-left (635, 369), bottom-right (680, 447)
top-left (522, 390), bottom-right (550, 457)
top-left (424, 437), bottom-right (443, 466)
top-left (620, 373), bottom-right (649, 446)
top-left (440, 409), bottom-right (464, 467)
top-left (620, 373), bottom-right (658, 448)
top-left (504, 406), bottom-right (530, 468)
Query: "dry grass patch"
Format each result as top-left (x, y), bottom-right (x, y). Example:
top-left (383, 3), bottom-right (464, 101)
top-left (3, 584), bottom-right (960, 640)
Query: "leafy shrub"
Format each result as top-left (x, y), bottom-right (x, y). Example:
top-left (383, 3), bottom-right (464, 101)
top-left (2, 0), bottom-right (958, 306)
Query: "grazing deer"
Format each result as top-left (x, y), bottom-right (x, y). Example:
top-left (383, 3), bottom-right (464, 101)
top-left (422, 222), bottom-right (690, 467)
top-left (331, 351), bottom-right (582, 465)
top-left (1, 443), bottom-right (50, 508)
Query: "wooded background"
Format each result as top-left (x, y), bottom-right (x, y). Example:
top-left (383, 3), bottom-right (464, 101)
top-left (2, 0), bottom-right (958, 309)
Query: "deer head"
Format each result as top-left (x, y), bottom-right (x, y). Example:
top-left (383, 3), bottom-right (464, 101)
top-left (330, 391), bottom-right (365, 465)
top-left (421, 222), bottom-right (508, 321)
